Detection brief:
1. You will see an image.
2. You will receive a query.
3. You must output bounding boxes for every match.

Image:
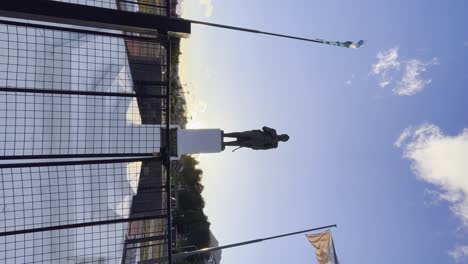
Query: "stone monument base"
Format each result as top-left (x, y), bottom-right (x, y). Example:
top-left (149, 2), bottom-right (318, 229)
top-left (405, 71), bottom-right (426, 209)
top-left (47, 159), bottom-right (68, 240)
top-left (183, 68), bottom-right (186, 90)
top-left (175, 128), bottom-right (223, 158)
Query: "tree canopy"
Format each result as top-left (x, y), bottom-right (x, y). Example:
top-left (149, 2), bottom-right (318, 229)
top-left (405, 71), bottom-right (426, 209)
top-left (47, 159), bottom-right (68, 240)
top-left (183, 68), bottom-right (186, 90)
top-left (173, 156), bottom-right (212, 263)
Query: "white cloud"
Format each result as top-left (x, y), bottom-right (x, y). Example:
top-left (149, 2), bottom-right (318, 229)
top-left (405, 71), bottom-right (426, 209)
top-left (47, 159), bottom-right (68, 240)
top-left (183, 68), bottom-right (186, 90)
top-left (449, 245), bottom-right (468, 262)
top-left (394, 127), bottom-right (412, 148)
top-left (380, 80), bottom-right (391, 88)
top-left (372, 47), bottom-right (400, 88)
top-left (371, 47), bottom-right (437, 96)
top-left (372, 47), bottom-right (400, 75)
top-left (397, 124), bottom-right (468, 262)
top-left (199, 0), bottom-right (213, 17)
top-left (393, 58), bottom-right (438, 96)
top-left (344, 73), bottom-right (355, 86)
top-left (396, 124), bottom-right (468, 226)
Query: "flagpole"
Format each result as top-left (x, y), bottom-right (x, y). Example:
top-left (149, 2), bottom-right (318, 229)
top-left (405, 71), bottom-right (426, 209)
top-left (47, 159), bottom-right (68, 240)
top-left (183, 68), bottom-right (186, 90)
top-left (331, 237), bottom-right (340, 264)
top-left (173, 224), bottom-right (337, 260)
top-left (182, 18), bottom-right (365, 48)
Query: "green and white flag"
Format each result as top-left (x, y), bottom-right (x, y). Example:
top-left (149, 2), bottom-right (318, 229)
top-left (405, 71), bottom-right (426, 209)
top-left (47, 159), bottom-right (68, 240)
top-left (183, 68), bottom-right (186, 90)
top-left (318, 39), bottom-right (365, 49)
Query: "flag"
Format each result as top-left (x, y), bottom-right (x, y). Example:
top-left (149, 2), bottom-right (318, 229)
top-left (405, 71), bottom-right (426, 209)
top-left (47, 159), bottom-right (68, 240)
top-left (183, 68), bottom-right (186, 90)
top-left (316, 39), bottom-right (365, 49)
top-left (343, 40), bottom-right (365, 49)
top-left (306, 229), bottom-right (339, 264)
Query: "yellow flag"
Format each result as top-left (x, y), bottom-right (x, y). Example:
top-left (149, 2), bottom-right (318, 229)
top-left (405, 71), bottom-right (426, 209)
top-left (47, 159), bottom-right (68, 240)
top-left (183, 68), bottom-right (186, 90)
top-left (306, 229), bottom-right (338, 264)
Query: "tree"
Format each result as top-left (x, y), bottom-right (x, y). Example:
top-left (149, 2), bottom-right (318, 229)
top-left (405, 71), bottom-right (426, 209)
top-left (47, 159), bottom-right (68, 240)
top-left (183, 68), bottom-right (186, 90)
top-left (173, 155), bottom-right (212, 251)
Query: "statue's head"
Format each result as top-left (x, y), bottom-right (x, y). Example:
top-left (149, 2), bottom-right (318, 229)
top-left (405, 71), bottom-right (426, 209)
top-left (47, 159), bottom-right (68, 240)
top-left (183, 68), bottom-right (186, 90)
top-left (278, 134), bottom-right (289, 142)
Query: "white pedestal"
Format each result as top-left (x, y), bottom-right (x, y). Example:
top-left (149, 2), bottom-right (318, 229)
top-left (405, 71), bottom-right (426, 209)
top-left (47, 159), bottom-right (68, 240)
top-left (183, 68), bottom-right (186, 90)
top-left (176, 129), bottom-right (222, 156)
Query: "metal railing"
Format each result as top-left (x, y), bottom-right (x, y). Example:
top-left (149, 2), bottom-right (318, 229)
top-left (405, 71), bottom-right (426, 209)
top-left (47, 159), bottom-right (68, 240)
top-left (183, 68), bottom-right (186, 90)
top-left (0, 1), bottom-right (177, 263)
top-left (49, 0), bottom-right (175, 16)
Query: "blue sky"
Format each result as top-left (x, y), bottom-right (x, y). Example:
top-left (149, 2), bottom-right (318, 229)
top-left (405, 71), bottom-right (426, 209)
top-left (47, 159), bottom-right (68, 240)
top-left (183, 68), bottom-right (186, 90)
top-left (179, 0), bottom-right (468, 263)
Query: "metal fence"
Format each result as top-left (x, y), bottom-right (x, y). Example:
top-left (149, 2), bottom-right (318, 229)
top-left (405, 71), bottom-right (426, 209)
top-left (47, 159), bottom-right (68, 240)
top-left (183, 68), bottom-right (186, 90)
top-left (49, 0), bottom-right (174, 16)
top-left (0, 1), bottom-right (176, 263)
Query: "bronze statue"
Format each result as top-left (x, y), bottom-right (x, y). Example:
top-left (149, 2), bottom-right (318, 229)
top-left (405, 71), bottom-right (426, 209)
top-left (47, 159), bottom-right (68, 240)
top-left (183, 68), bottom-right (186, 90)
top-left (223, 126), bottom-right (289, 151)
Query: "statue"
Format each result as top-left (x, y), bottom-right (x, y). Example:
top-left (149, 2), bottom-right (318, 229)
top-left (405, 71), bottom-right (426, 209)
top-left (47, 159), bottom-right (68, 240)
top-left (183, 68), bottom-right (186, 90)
top-left (222, 126), bottom-right (289, 151)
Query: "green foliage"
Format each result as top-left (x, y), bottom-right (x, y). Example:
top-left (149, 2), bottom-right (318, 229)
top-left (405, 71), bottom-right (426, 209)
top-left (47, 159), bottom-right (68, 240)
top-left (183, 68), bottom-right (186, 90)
top-left (174, 254), bottom-right (209, 264)
top-left (170, 38), bottom-right (210, 262)
top-left (173, 156), bottom-right (211, 250)
top-left (178, 190), bottom-right (205, 210)
top-left (170, 38), bottom-right (182, 65)
top-left (169, 37), bottom-right (188, 128)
